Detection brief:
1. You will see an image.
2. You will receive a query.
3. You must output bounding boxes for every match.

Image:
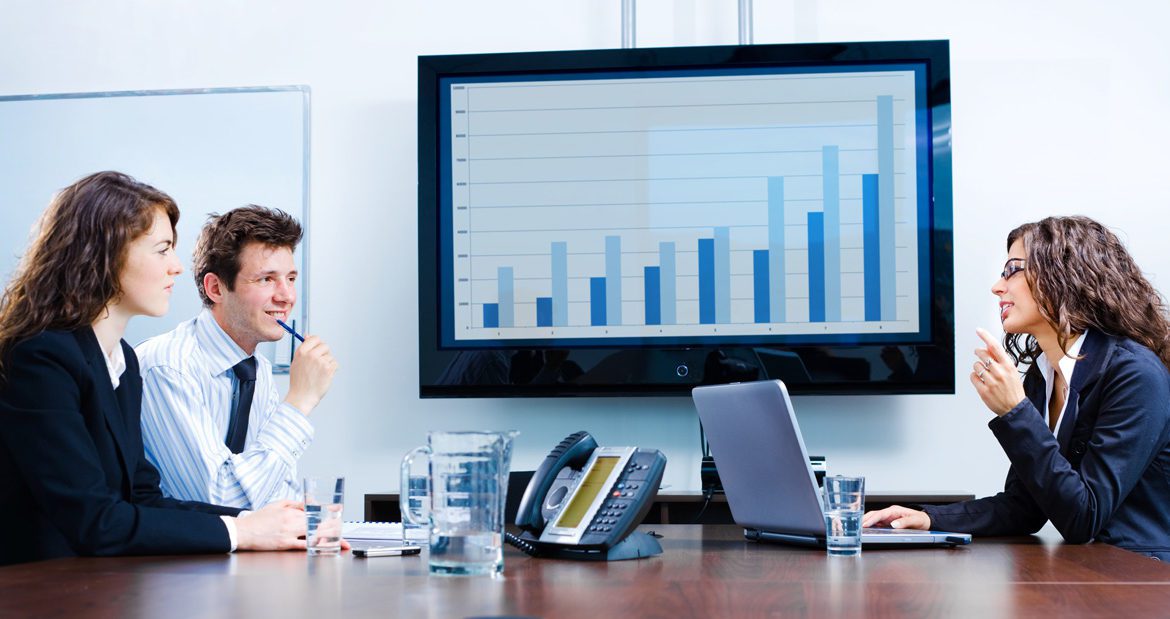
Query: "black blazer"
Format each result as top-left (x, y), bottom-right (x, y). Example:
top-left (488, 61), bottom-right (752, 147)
top-left (924, 330), bottom-right (1170, 560)
top-left (0, 328), bottom-right (242, 565)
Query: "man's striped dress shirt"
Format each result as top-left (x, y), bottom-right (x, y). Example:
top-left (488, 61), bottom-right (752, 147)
top-left (137, 309), bottom-right (313, 508)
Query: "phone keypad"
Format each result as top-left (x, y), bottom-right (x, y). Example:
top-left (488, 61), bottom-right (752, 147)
top-left (580, 449), bottom-right (666, 545)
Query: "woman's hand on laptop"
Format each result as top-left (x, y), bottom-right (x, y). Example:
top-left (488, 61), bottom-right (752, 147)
top-left (862, 505), bottom-right (931, 530)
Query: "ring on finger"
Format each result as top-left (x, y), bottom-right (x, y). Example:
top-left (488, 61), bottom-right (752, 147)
top-left (977, 368), bottom-right (986, 380)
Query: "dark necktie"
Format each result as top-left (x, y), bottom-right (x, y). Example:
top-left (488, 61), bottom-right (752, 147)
top-left (226, 357), bottom-right (258, 454)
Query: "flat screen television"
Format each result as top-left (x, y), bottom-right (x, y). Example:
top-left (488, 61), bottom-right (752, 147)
top-left (418, 40), bottom-right (953, 397)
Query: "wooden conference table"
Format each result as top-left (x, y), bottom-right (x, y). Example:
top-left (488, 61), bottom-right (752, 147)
top-left (2, 525), bottom-right (1168, 618)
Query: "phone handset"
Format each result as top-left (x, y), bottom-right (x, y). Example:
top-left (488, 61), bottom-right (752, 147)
top-left (515, 430), bottom-right (598, 534)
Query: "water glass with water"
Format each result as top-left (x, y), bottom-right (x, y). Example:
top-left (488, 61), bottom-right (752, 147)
top-left (304, 476), bottom-right (345, 555)
top-left (401, 431), bottom-right (516, 576)
top-left (823, 475), bottom-right (864, 557)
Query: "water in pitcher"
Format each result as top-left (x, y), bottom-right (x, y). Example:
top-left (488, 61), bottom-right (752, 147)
top-left (428, 452), bottom-right (506, 575)
top-left (429, 532), bottom-right (503, 575)
top-left (400, 431), bottom-right (516, 576)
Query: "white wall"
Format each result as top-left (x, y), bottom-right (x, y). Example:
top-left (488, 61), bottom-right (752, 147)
top-left (3, 0), bottom-right (1168, 517)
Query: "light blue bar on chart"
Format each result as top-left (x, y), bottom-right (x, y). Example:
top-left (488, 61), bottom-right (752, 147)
top-left (551, 241), bottom-right (568, 327)
top-left (659, 242), bottom-right (676, 325)
top-left (497, 266), bottom-right (514, 328)
top-left (822, 146), bottom-right (841, 322)
top-left (767, 177), bottom-right (786, 322)
top-left (877, 95), bottom-right (896, 320)
top-left (605, 235), bottom-right (622, 325)
top-left (807, 212), bottom-right (825, 323)
top-left (714, 227), bottom-right (730, 324)
top-left (863, 174), bottom-right (881, 321)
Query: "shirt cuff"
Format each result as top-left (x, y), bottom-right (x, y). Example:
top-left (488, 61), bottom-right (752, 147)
top-left (221, 510), bottom-right (252, 552)
top-left (221, 515), bottom-right (239, 552)
top-left (262, 402), bottom-right (315, 463)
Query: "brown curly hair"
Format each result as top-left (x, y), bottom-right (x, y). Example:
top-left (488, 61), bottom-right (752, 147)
top-left (1003, 216), bottom-right (1170, 371)
top-left (0, 171), bottom-right (179, 380)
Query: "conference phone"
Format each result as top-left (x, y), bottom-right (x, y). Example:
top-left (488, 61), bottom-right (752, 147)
top-left (508, 431), bottom-right (667, 561)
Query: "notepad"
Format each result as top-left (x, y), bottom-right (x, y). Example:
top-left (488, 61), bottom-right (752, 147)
top-left (342, 521), bottom-right (428, 542)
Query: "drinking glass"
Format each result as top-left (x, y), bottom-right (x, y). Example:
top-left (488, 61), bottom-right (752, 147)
top-left (304, 476), bottom-right (345, 555)
top-left (823, 475), bottom-right (864, 557)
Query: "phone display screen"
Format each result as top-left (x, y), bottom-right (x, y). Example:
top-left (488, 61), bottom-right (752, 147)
top-left (554, 456), bottom-right (620, 529)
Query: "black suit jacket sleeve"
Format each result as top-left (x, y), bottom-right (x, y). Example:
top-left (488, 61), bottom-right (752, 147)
top-left (0, 332), bottom-right (234, 558)
top-left (924, 334), bottom-right (1170, 543)
top-left (130, 453), bottom-right (239, 515)
top-left (119, 345), bottom-right (240, 517)
top-left (920, 457), bottom-right (1049, 537)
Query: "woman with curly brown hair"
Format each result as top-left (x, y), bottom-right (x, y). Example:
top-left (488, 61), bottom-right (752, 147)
top-left (865, 216), bottom-right (1170, 560)
top-left (0, 172), bottom-right (309, 565)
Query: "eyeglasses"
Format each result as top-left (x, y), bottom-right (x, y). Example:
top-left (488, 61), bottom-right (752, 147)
top-left (1000, 259), bottom-right (1026, 281)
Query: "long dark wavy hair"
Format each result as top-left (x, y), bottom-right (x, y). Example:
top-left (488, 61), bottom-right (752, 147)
top-left (0, 171), bottom-right (179, 381)
top-left (1003, 216), bottom-right (1170, 371)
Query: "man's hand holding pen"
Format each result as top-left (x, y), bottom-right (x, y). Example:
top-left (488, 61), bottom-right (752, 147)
top-left (285, 334), bottom-right (338, 415)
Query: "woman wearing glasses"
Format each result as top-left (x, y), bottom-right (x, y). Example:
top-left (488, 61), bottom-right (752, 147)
top-left (864, 216), bottom-right (1170, 560)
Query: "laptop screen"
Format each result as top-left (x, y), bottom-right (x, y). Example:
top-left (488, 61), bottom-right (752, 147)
top-left (692, 380), bottom-right (827, 537)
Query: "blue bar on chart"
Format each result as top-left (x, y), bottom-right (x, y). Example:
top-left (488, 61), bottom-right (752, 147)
top-left (808, 212), bottom-right (825, 323)
top-left (659, 242), bottom-right (676, 325)
top-left (605, 236), bottom-right (622, 326)
top-left (536, 297), bottom-right (553, 327)
top-left (863, 174), bottom-right (881, 321)
top-left (822, 146), bottom-right (841, 322)
top-left (877, 95), bottom-right (896, 320)
top-left (698, 238), bottom-right (715, 324)
top-left (644, 266), bottom-right (661, 325)
top-left (483, 303), bottom-right (499, 329)
top-left (590, 276), bottom-right (606, 326)
top-left (551, 241), bottom-right (568, 327)
top-left (767, 176), bottom-right (786, 322)
top-left (753, 249), bottom-right (769, 324)
top-left (714, 227), bottom-right (731, 324)
top-left (497, 266), bottom-right (514, 328)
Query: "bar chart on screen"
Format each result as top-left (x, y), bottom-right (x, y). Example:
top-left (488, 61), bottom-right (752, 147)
top-left (444, 67), bottom-right (926, 343)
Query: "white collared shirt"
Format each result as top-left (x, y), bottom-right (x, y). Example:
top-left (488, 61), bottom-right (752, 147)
top-left (136, 308), bottom-right (313, 510)
top-left (1033, 331), bottom-right (1087, 437)
top-left (103, 340), bottom-right (126, 389)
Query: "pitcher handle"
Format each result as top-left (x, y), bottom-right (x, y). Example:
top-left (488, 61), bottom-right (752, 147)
top-left (400, 445), bottom-right (431, 527)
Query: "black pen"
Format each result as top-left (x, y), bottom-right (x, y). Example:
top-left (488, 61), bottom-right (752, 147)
top-left (275, 319), bottom-right (305, 342)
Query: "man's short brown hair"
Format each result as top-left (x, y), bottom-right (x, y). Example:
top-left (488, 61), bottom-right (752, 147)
top-left (193, 205), bottom-right (303, 307)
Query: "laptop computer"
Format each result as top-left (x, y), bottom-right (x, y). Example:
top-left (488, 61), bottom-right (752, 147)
top-left (692, 380), bottom-right (971, 548)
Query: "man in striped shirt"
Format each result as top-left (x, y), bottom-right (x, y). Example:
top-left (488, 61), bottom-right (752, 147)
top-left (137, 206), bottom-right (338, 509)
